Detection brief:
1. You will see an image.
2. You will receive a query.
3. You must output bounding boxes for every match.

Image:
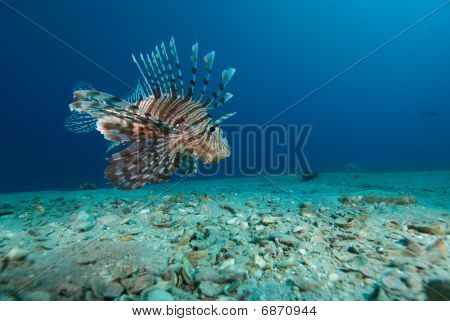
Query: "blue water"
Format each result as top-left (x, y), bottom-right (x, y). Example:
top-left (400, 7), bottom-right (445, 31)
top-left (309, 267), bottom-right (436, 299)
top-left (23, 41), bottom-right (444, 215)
top-left (1, 0), bottom-right (449, 192)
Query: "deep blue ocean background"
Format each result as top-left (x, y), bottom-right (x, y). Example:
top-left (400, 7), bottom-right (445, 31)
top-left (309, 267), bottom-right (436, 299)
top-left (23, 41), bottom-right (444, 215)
top-left (0, 0), bottom-right (449, 193)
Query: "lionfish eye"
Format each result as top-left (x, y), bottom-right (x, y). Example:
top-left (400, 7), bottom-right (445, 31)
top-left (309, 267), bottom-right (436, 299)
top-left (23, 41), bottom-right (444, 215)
top-left (209, 126), bottom-right (216, 133)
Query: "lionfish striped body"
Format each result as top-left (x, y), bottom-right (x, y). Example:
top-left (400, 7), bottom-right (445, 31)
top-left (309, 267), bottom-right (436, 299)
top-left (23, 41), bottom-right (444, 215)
top-left (67, 38), bottom-right (236, 190)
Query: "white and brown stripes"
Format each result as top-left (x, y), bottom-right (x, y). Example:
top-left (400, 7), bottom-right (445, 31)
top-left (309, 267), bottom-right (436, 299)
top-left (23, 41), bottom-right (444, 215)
top-left (68, 37), bottom-right (236, 189)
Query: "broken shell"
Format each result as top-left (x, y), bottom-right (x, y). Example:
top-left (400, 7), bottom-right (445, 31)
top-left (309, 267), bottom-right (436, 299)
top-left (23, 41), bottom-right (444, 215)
top-left (219, 258), bottom-right (235, 270)
top-left (195, 267), bottom-right (223, 283)
top-left (163, 268), bottom-right (181, 288)
top-left (6, 247), bottom-right (29, 261)
top-left (286, 276), bottom-right (318, 291)
top-left (131, 275), bottom-right (155, 294)
top-left (240, 221), bottom-right (249, 230)
top-left (262, 216), bottom-right (276, 225)
top-left (246, 201), bottom-right (255, 208)
top-left (152, 218), bottom-right (172, 228)
top-left (35, 204), bottom-right (45, 215)
top-left (224, 280), bottom-right (240, 295)
top-left (120, 235), bottom-right (133, 242)
top-left (279, 235), bottom-right (299, 247)
top-left (198, 281), bottom-right (223, 297)
top-left (178, 230), bottom-right (194, 246)
top-left (335, 217), bottom-right (356, 229)
top-left (292, 225), bottom-right (305, 233)
top-left (227, 217), bottom-right (240, 225)
top-left (300, 208), bottom-right (316, 218)
top-left (404, 239), bottom-right (424, 257)
top-left (385, 220), bottom-right (400, 229)
top-left (220, 264), bottom-right (248, 282)
top-left (142, 289), bottom-right (175, 301)
top-left (181, 257), bottom-right (196, 285)
top-left (254, 254), bottom-right (268, 270)
top-left (408, 223), bottom-right (446, 235)
top-left (185, 251), bottom-right (208, 266)
top-left (430, 239), bottom-right (447, 256)
top-left (426, 238), bottom-right (447, 261)
top-left (300, 202), bottom-right (312, 209)
top-left (221, 203), bottom-right (237, 214)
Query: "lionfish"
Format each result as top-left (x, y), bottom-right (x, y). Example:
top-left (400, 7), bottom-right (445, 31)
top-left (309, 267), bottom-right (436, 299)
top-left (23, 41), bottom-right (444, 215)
top-left (66, 37), bottom-right (236, 190)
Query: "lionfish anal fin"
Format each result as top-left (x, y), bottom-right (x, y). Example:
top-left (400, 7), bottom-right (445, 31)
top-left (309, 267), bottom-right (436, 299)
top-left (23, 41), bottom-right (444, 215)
top-left (177, 154), bottom-right (198, 177)
top-left (106, 139), bottom-right (182, 190)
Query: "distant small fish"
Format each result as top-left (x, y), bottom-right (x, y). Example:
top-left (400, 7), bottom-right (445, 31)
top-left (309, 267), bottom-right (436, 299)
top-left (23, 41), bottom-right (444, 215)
top-left (421, 110), bottom-right (439, 117)
top-left (301, 171), bottom-right (319, 181)
top-left (66, 37), bottom-right (237, 190)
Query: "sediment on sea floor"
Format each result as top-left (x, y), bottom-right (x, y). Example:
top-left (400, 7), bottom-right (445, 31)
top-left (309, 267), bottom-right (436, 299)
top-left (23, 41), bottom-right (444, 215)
top-left (0, 171), bottom-right (449, 300)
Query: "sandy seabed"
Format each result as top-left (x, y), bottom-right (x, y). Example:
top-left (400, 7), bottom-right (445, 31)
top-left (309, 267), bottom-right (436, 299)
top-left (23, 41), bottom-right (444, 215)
top-left (0, 171), bottom-right (449, 301)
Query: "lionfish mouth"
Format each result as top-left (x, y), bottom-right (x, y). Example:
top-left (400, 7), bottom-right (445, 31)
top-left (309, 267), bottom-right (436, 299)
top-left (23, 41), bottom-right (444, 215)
top-left (202, 150), bottom-right (231, 164)
top-left (200, 155), bottom-right (219, 164)
top-left (210, 157), bottom-right (220, 164)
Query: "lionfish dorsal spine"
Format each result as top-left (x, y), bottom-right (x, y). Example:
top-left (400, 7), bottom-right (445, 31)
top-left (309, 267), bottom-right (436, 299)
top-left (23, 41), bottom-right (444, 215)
top-left (187, 42), bottom-right (199, 98)
top-left (131, 53), bottom-right (153, 98)
top-left (154, 45), bottom-right (174, 97)
top-left (131, 38), bottom-right (236, 117)
top-left (125, 81), bottom-right (145, 103)
top-left (197, 51), bottom-right (215, 103)
top-left (160, 41), bottom-right (180, 98)
top-left (211, 92), bottom-right (235, 110)
top-left (145, 53), bottom-right (163, 98)
top-left (138, 52), bottom-right (161, 99)
top-left (204, 68), bottom-right (236, 109)
top-left (169, 37), bottom-right (185, 98)
top-left (151, 51), bottom-right (169, 96)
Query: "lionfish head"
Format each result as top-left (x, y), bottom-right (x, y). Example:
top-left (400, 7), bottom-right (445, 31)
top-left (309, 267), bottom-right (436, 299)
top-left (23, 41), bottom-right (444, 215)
top-left (199, 121), bottom-right (231, 164)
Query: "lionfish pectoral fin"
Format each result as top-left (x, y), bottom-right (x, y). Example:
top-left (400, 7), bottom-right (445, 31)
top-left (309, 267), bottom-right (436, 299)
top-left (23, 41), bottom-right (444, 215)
top-left (69, 89), bottom-right (171, 142)
top-left (70, 89), bottom-right (166, 122)
top-left (96, 114), bottom-right (166, 143)
top-left (105, 140), bottom-right (182, 190)
top-left (177, 154), bottom-right (198, 177)
top-left (214, 112), bottom-right (237, 125)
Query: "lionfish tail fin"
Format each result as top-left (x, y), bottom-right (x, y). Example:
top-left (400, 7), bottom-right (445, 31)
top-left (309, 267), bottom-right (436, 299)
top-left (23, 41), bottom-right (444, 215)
top-left (63, 112), bottom-right (97, 134)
